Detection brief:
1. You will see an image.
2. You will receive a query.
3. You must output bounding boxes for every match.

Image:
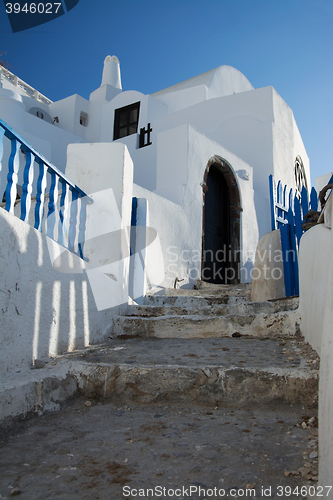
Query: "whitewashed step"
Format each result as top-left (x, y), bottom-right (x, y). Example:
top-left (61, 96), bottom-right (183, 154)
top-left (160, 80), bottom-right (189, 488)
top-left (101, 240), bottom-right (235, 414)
top-left (144, 294), bottom-right (243, 307)
top-left (126, 297), bottom-right (299, 318)
top-left (194, 281), bottom-right (252, 292)
top-left (111, 309), bottom-right (300, 340)
top-left (63, 336), bottom-right (319, 406)
top-left (145, 282), bottom-right (252, 302)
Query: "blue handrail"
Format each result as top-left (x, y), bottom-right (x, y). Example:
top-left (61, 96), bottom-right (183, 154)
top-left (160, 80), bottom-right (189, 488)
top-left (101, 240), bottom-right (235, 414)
top-left (0, 118), bottom-right (92, 258)
top-left (0, 118), bottom-right (91, 201)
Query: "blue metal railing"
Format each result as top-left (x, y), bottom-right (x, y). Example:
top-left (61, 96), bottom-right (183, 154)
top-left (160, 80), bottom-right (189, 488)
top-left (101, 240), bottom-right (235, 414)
top-left (269, 174), bottom-right (318, 297)
top-left (0, 118), bottom-right (92, 259)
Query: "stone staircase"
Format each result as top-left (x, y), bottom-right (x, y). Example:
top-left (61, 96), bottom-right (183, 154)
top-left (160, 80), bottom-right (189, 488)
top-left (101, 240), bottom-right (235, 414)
top-left (61, 282), bottom-right (318, 408)
top-left (111, 283), bottom-right (300, 340)
top-left (0, 283), bottom-right (321, 498)
top-left (1, 283), bottom-right (318, 413)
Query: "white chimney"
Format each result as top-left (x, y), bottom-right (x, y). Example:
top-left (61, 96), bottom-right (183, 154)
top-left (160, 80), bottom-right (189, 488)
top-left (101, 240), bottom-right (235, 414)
top-left (101, 55), bottom-right (122, 90)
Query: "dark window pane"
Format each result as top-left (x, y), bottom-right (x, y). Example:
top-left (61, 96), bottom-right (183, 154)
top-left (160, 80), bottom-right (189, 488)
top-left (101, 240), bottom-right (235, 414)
top-left (119, 112), bottom-right (128, 127)
top-left (129, 109), bottom-right (138, 123)
top-left (118, 127), bottom-right (128, 138)
top-left (128, 125), bottom-right (137, 135)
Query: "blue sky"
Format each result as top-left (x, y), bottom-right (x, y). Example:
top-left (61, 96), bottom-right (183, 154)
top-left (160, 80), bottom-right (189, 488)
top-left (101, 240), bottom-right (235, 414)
top-left (0, 0), bottom-right (332, 183)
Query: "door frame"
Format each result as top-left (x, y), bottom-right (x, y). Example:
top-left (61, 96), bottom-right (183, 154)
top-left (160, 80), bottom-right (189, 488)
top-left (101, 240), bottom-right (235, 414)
top-left (202, 155), bottom-right (242, 284)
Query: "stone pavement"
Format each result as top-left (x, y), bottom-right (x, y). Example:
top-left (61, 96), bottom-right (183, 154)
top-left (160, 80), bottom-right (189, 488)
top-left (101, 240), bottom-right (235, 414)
top-left (0, 398), bottom-right (319, 500)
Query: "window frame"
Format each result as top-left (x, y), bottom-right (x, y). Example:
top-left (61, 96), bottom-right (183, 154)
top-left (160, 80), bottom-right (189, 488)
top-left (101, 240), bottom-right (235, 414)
top-left (113, 101), bottom-right (140, 140)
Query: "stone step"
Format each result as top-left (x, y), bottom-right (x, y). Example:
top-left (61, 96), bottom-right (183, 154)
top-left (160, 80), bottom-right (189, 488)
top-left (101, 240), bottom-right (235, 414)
top-left (145, 282), bottom-right (252, 303)
top-left (194, 281), bottom-right (252, 292)
top-left (144, 293), bottom-right (247, 307)
top-left (126, 297), bottom-right (299, 318)
top-left (111, 309), bottom-right (300, 339)
top-left (61, 336), bottom-right (319, 407)
top-left (1, 335), bottom-right (319, 419)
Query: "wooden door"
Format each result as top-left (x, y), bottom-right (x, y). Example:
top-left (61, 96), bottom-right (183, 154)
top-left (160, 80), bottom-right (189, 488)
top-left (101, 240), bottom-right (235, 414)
top-left (203, 166), bottom-right (230, 283)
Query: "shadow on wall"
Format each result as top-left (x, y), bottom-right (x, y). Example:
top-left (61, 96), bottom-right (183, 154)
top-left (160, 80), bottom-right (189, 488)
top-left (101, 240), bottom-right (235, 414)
top-left (253, 191), bottom-right (271, 240)
top-left (0, 209), bottom-right (121, 378)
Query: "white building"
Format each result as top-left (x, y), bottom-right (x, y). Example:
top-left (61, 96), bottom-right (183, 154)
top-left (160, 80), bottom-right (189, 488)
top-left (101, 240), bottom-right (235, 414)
top-left (3, 60), bottom-right (333, 493)
top-left (0, 56), bottom-right (310, 292)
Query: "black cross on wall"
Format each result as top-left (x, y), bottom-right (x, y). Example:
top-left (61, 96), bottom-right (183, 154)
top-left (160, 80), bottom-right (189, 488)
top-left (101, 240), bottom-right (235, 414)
top-left (139, 123), bottom-right (152, 148)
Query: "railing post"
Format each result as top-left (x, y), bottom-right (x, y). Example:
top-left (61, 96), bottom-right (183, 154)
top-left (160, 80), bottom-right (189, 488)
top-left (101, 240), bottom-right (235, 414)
top-left (269, 175), bottom-right (276, 231)
top-left (68, 190), bottom-right (78, 253)
top-left (20, 150), bottom-right (34, 223)
top-left (277, 180), bottom-right (282, 220)
top-left (287, 206), bottom-right (299, 296)
top-left (5, 138), bottom-right (20, 214)
top-left (310, 187), bottom-right (318, 211)
top-left (47, 171), bottom-right (59, 238)
top-left (280, 224), bottom-right (292, 297)
top-left (294, 195), bottom-right (303, 247)
top-left (58, 180), bottom-right (69, 247)
top-left (0, 126), bottom-right (5, 174)
top-left (34, 161), bottom-right (47, 231)
top-left (301, 185), bottom-right (309, 217)
top-left (78, 196), bottom-right (88, 260)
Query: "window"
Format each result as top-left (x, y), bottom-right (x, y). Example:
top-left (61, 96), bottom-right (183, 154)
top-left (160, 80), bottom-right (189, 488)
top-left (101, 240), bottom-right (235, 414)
top-left (80, 111), bottom-right (88, 127)
top-left (114, 102), bottom-right (140, 140)
top-left (294, 156), bottom-right (307, 200)
top-left (28, 107), bottom-right (52, 123)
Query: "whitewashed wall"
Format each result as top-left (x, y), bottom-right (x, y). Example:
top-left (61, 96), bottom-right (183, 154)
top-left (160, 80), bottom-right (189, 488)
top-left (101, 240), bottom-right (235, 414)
top-left (0, 209), bottom-right (118, 377)
top-left (272, 89), bottom-right (310, 191)
top-left (99, 82), bottom-right (307, 211)
top-left (132, 125), bottom-right (260, 289)
top-left (99, 90), bottom-right (167, 191)
top-left (65, 142), bottom-right (134, 310)
top-left (0, 142), bottom-right (134, 377)
top-left (298, 194), bottom-right (333, 492)
top-left (152, 65), bottom-right (254, 113)
top-left (132, 184), bottom-right (185, 291)
top-left (299, 224), bottom-right (331, 354)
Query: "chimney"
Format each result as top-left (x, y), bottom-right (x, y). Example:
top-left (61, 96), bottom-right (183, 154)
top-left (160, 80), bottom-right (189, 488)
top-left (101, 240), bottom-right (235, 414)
top-left (101, 55), bottom-right (122, 90)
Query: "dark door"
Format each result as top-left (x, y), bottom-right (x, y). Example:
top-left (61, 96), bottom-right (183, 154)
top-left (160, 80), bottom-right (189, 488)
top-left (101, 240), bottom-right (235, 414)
top-left (203, 166), bottom-right (230, 283)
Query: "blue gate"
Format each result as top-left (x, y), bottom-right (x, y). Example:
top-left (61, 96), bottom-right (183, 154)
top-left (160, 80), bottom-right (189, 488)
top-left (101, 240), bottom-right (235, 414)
top-left (269, 175), bottom-right (318, 297)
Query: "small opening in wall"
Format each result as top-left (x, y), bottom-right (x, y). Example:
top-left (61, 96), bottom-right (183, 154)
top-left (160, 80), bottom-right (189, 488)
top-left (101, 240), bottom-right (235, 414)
top-left (36, 110), bottom-right (44, 119)
top-left (80, 112), bottom-right (88, 127)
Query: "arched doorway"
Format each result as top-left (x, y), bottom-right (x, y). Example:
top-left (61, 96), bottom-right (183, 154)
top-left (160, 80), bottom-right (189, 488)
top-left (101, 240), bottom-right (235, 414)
top-left (202, 156), bottom-right (241, 284)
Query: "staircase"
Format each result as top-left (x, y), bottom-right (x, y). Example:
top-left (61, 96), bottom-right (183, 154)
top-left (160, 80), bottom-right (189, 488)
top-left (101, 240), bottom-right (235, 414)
top-left (63, 282), bottom-right (319, 409)
top-left (0, 283), bottom-right (321, 498)
top-left (112, 282), bottom-right (300, 340)
top-left (1, 282), bottom-right (319, 410)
